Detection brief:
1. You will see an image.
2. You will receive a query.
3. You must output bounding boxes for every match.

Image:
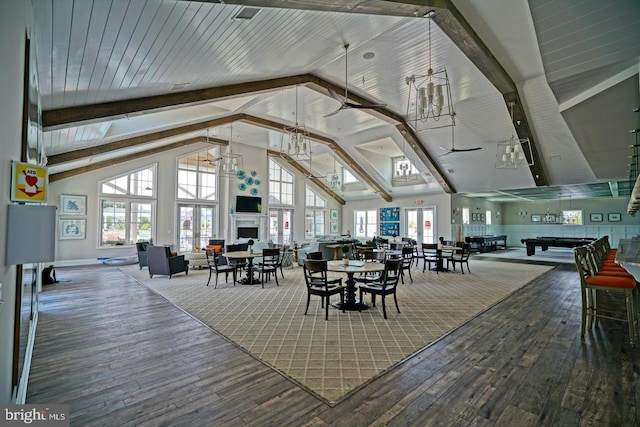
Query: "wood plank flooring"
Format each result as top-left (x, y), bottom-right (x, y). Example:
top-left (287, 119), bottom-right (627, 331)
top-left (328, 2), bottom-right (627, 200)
top-left (26, 262), bottom-right (639, 426)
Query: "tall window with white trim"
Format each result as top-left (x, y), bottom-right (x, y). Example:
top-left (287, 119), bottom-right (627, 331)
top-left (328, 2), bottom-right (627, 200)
top-left (305, 186), bottom-right (326, 239)
top-left (99, 165), bottom-right (156, 246)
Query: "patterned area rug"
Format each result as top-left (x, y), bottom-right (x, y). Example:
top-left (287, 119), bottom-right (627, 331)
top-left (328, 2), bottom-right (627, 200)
top-left (122, 260), bottom-right (552, 404)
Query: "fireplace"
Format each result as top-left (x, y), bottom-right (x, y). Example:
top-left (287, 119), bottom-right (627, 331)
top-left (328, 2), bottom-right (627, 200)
top-left (237, 227), bottom-right (259, 239)
top-left (230, 214), bottom-right (267, 241)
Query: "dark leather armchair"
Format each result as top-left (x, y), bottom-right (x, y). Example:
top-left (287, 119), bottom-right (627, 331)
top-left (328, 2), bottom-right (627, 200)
top-left (147, 246), bottom-right (189, 278)
top-left (136, 242), bottom-right (151, 270)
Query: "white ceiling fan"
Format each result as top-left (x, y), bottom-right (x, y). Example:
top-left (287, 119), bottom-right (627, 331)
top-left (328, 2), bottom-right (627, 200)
top-left (439, 114), bottom-right (482, 156)
top-left (324, 42), bottom-right (387, 117)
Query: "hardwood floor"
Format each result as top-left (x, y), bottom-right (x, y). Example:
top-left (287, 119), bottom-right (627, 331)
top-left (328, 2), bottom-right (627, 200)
top-left (27, 262), bottom-right (639, 426)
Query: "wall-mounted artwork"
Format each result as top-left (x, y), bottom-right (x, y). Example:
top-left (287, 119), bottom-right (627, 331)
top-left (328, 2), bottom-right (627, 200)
top-left (590, 213), bottom-right (603, 222)
top-left (330, 209), bottom-right (339, 221)
top-left (531, 214), bottom-right (541, 222)
top-left (379, 207), bottom-right (400, 222)
top-left (380, 222), bottom-right (400, 236)
top-left (330, 222), bottom-right (339, 234)
top-left (608, 213), bottom-right (621, 222)
top-left (60, 194), bottom-right (86, 216)
top-left (59, 219), bottom-right (86, 240)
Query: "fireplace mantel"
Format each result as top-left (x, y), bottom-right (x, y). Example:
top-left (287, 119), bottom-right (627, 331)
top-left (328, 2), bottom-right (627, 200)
top-left (229, 214), bottom-right (267, 241)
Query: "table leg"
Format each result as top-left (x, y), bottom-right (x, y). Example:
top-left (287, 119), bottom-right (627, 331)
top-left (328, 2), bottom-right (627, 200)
top-left (332, 272), bottom-right (370, 311)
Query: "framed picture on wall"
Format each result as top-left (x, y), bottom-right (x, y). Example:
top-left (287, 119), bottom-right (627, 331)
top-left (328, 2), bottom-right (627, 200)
top-left (330, 222), bottom-right (339, 234)
top-left (590, 213), bottom-right (603, 222)
top-left (60, 194), bottom-right (87, 216)
top-left (471, 213), bottom-right (477, 221)
top-left (330, 209), bottom-right (339, 221)
top-left (59, 219), bottom-right (86, 240)
top-left (608, 213), bottom-right (622, 222)
top-left (531, 214), bottom-right (541, 222)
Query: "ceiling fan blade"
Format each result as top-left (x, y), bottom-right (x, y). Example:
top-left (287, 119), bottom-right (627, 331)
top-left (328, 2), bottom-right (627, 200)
top-left (323, 106), bottom-right (345, 117)
top-left (450, 147), bottom-right (483, 152)
top-left (345, 101), bottom-right (387, 109)
top-left (327, 88), bottom-right (344, 103)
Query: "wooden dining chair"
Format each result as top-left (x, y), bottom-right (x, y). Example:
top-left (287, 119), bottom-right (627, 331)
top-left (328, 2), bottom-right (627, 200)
top-left (205, 249), bottom-right (236, 288)
top-left (253, 248), bottom-right (281, 288)
top-left (400, 246), bottom-right (414, 283)
top-left (303, 259), bottom-right (345, 320)
top-left (447, 243), bottom-right (472, 274)
top-left (422, 243), bottom-right (439, 272)
top-left (358, 258), bottom-right (402, 319)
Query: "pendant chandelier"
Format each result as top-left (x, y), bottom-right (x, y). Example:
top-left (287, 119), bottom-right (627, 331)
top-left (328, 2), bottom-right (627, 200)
top-left (327, 149), bottom-right (343, 191)
top-left (280, 85), bottom-right (310, 160)
top-left (218, 123), bottom-right (244, 177)
top-left (405, 12), bottom-right (455, 131)
top-left (393, 138), bottom-right (418, 183)
top-left (495, 102), bottom-right (534, 169)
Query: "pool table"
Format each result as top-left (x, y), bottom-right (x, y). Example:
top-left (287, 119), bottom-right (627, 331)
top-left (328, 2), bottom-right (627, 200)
top-left (520, 236), bottom-right (596, 256)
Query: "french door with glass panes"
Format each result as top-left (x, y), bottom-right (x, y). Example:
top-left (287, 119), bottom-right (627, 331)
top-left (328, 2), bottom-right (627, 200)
top-left (178, 204), bottom-right (215, 252)
top-left (405, 207), bottom-right (435, 245)
top-left (269, 208), bottom-right (293, 246)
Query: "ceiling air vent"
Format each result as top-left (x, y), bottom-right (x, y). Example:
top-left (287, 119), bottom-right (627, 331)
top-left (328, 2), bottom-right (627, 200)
top-left (233, 7), bottom-right (261, 20)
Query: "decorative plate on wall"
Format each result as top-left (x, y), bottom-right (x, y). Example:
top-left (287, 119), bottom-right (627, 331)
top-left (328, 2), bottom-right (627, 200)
top-left (239, 183), bottom-right (247, 191)
top-left (254, 179), bottom-right (260, 185)
top-left (250, 170), bottom-right (257, 177)
top-left (237, 170), bottom-right (246, 180)
top-left (251, 188), bottom-right (259, 196)
top-left (245, 177), bottom-right (254, 185)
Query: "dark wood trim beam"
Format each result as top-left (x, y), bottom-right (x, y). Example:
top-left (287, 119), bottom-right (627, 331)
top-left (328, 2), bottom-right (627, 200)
top-left (47, 115), bottom-right (237, 165)
top-left (42, 75), bottom-right (314, 131)
top-left (245, 114), bottom-right (393, 202)
top-left (188, 1), bottom-right (449, 18)
top-left (49, 136), bottom-right (210, 183)
top-left (506, 93), bottom-right (548, 187)
top-left (396, 123), bottom-right (454, 193)
top-left (267, 149), bottom-right (346, 205)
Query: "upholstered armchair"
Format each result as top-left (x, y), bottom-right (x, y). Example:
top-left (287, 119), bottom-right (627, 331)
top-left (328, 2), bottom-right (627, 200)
top-left (147, 246), bottom-right (189, 278)
top-left (136, 241), bottom-right (150, 270)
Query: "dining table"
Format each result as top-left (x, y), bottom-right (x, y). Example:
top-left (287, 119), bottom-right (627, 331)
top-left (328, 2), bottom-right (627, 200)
top-left (223, 250), bottom-right (262, 285)
top-left (615, 238), bottom-right (640, 280)
top-left (431, 245), bottom-right (461, 272)
top-left (327, 260), bottom-right (385, 311)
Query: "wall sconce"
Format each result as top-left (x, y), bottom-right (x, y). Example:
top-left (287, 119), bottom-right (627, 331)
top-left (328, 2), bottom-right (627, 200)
top-left (518, 211), bottom-right (527, 217)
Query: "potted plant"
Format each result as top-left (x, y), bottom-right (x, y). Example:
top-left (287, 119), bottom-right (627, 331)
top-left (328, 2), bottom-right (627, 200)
top-left (248, 239), bottom-right (255, 253)
top-left (341, 244), bottom-right (351, 266)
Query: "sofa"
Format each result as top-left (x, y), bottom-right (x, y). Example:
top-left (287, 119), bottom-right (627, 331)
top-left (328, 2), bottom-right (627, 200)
top-left (297, 238), bottom-right (360, 265)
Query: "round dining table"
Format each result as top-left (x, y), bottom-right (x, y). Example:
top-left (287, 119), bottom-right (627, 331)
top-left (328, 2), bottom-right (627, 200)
top-left (326, 260), bottom-right (385, 311)
top-left (223, 250), bottom-right (262, 285)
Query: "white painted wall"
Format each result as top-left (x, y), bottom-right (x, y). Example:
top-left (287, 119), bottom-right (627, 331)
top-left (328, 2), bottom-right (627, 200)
top-left (0, 0), bottom-right (32, 403)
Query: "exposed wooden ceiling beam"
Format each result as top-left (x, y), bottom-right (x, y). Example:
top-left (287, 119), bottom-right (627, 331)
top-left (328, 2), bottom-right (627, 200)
top-left (396, 123), bottom-right (455, 193)
top-left (49, 136), bottom-right (210, 183)
top-left (267, 149), bottom-right (346, 205)
top-left (47, 115), bottom-right (237, 165)
top-left (241, 114), bottom-right (393, 202)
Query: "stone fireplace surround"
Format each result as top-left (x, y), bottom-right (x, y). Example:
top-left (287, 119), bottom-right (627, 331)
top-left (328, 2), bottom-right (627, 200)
top-left (230, 214), bottom-right (268, 241)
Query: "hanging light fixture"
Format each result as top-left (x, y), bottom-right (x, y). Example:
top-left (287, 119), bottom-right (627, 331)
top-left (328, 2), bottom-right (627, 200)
top-left (405, 11), bottom-right (455, 131)
top-left (327, 149), bottom-right (343, 191)
top-left (218, 123), bottom-right (244, 177)
top-left (280, 85), bottom-right (311, 160)
top-left (393, 138), bottom-right (418, 183)
top-left (495, 101), bottom-right (534, 169)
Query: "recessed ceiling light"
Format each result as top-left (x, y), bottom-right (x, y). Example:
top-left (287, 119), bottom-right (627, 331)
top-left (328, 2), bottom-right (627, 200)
top-left (233, 7), bottom-right (261, 20)
top-left (363, 52), bottom-right (375, 60)
top-left (171, 83), bottom-right (190, 91)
